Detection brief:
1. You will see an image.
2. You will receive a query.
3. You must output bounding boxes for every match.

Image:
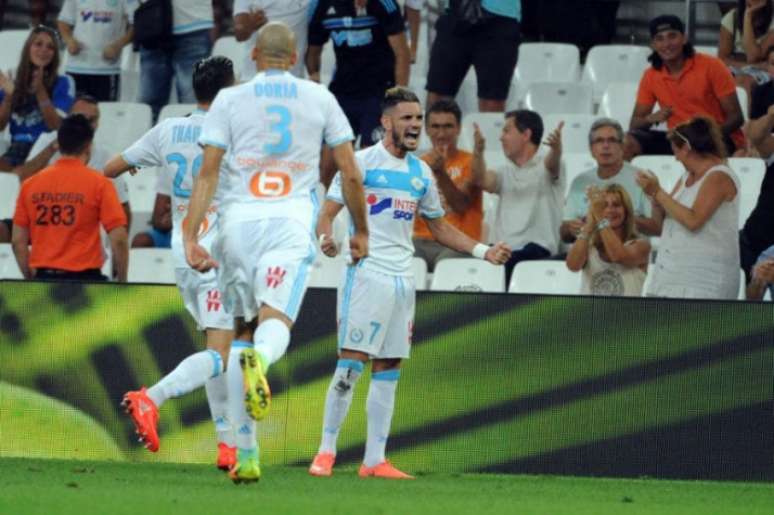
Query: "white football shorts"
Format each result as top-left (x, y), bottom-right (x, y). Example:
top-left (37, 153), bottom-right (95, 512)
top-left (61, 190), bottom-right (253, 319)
top-left (214, 218), bottom-right (316, 323)
top-left (337, 265), bottom-right (415, 359)
top-left (175, 267), bottom-right (233, 331)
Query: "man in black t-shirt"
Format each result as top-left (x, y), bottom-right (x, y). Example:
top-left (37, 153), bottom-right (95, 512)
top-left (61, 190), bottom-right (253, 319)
top-left (740, 46), bottom-right (774, 282)
top-left (306, 0), bottom-right (410, 148)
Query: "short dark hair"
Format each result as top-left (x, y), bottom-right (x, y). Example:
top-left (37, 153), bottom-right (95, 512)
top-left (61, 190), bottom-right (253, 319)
top-left (73, 93), bottom-right (98, 106)
top-left (382, 86), bottom-right (420, 114)
top-left (57, 114), bottom-right (94, 155)
top-left (193, 56), bottom-right (235, 104)
top-left (667, 116), bottom-right (727, 159)
top-left (426, 99), bottom-right (462, 125)
top-left (505, 109), bottom-right (543, 146)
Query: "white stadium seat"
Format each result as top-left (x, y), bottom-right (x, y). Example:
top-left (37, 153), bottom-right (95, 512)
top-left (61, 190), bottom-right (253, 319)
top-left (430, 258), bottom-right (505, 292)
top-left (158, 104), bottom-right (198, 121)
top-left (631, 155), bottom-right (686, 193)
top-left (728, 157), bottom-right (766, 228)
top-left (524, 83), bottom-right (593, 115)
top-left (212, 36), bottom-right (249, 82)
top-left (412, 257), bottom-right (429, 291)
top-left (0, 30), bottom-right (29, 74)
top-left (509, 43), bottom-right (581, 106)
top-left (582, 45), bottom-right (650, 102)
top-left (308, 256), bottom-right (346, 288)
top-left (598, 82), bottom-right (639, 130)
top-left (509, 260), bottom-right (581, 295)
top-left (95, 102), bottom-right (152, 157)
top-left (694, 45), bottom-right (718, 56)
top-left (0, 243), bottom-right (23, 280)
top-left (543, 114), bottom-right (597, 153)
top-left (126, 170), bottom-right (161, 241)
top-left (0, 174), bottom-right (20, 219)
top-left (737, 86), bottom-right (749, 121)
top-left (128, 248), bottom-right (175, 284)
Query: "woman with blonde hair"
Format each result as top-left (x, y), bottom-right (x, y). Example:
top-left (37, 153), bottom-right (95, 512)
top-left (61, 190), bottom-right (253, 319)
top-left (636, 116), bottom-right (740, 299)
top-left (566, 184), bottom-right (651, 296)
top-left (0, 26), bottom-right (75, 170)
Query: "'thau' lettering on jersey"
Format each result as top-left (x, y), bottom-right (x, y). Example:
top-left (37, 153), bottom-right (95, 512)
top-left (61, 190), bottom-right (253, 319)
top-left (121, 110), bottom-right (221, 270)
top-left (327, 142), bottom-right (444, 276)
top-left (198, 69), bottom-right (354, 232)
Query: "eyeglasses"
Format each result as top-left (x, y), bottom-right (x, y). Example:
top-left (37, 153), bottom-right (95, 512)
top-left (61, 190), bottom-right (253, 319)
top-left (591, 137), bottom-right (622, 145)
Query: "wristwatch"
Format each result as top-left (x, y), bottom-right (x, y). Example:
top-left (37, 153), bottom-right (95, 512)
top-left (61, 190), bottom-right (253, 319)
top-left (596, 218), bottom-right (610, 231)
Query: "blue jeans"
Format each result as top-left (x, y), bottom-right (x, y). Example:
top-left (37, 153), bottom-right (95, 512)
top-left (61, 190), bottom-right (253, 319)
top-left (139, 29), bottom-right (212, 120)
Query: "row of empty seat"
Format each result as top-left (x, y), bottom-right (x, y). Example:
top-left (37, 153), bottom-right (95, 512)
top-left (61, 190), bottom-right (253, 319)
top-left (1, 244), bottom-right (764, 301)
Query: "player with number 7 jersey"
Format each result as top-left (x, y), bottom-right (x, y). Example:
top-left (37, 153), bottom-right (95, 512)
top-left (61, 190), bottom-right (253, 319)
top-left (104, 57), bottom-right (240, 472)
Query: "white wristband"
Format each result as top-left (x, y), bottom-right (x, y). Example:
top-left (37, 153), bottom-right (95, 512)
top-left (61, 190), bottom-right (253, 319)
top-left (472, 243), bottom-right (489, 260)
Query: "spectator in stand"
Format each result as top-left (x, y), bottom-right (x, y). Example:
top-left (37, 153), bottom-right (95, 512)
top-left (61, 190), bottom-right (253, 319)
top-left (57, 0), bottom-right (135, 102)
top-left (636, 117), bottom-right (740, 299)
top-left (566, 184), bottom-right (650, 297)
top-left (128, 0), bottom-right (214, 120)
top-left (306, 0), bottom-right (410, 148)
top-left (740, 46), bottom-right (774, 283)
top-left (131, 188), bottom-right (172, 249)
top-left (0, 26), bottom-right (75, 171)
top-left (233, 0), bottom-right (310, 80)
top-left (425, 0), bottom-right (520, 112)
top-left (11, 114), bottom-right (128, 281)
top-left (718, 0), bottom-right (774, 94)
top-left (14, 94), bottom-right (131, 227)
top-left (561, 118), bottom-right (656, 244)
top-left (475, 109), bottom-right (564, 285)
top-left (625, 15), bottom-right (745, 160)
top-left (413, 99), bottom-right (482, 271)
top-left (746, 245), bottom-right (774, 298)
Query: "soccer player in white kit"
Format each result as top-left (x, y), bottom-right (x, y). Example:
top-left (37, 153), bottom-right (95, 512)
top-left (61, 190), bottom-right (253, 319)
top-left (183, 22), bottom-right (369, 483)
top-left (103, 57), bottom-right (239, 471)
top-left (309, 87), bottom-right (511, 479)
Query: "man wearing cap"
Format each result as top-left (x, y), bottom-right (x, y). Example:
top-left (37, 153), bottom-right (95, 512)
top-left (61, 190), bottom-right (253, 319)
top-left (624, 15), bottom-right (745, 159)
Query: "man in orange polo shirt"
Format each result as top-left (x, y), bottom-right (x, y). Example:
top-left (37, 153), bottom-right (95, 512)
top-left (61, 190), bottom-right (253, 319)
top-left (625, 15), bottom-right (745, 159)
top-left (413, 99), bottom-right (483, 271)
top-left (12, 114), bottom-right (128, 281)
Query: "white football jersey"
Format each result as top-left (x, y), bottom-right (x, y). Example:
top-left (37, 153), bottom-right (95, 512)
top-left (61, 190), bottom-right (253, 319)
top-left (122, 110), bottom-right (220, 269)
top-left (328, 142), bottom-right (444, 276)
top-left (200, 69), bottom-right (354, 232)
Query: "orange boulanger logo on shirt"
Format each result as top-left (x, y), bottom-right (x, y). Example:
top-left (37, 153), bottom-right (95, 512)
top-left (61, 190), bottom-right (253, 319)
top-left (250, 171), bottom-right (291, 198)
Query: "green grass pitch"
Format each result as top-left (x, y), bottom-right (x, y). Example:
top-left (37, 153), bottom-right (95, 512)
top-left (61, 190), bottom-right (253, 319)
top-left (1, 458), bottom-right (771, 515)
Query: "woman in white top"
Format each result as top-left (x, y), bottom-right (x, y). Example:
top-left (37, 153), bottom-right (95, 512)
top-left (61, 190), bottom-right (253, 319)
top-left (636, 117), bottom-right (741, 299)
top-left (718, 0), bottom-right (774, 93)
top-left (566, 184), bottom-right (650, 297)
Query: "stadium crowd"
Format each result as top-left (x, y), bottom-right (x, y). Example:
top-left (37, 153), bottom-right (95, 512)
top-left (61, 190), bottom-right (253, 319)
top-left (0, 0), bottom-right (773, 301)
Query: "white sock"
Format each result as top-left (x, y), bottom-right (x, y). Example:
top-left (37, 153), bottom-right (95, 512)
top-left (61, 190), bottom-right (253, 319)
top-left (318, 359), bottom-right (364, 455)
top-left (253, 318), bottom-right (291, 372)
top-left (147, 349), bottom-right (223, 408)
top-left (205, 370), bottom-right (234, 447)
top-left (227, 341), bottom-right (256, 451)
top-left (363, 369), bottom-right (400, 467)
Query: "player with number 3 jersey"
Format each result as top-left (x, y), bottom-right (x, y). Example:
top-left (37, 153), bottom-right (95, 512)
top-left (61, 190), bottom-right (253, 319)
top-left (183, 22), bottom-right (369, 484)
top-left (105, 57), bottom-right (239, 473)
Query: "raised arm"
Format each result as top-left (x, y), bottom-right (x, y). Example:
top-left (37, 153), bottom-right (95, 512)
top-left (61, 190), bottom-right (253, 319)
top-left (471, 123), bottom-right (499, 193)
top-left (543, 121), bottom-right (563, 180)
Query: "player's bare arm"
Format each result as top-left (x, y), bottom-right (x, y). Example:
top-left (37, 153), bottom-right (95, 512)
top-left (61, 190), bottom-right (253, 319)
top-left (10, 224), bottom-right (32, 279)
top-left (184, 145), bottom-right (224, 272)
top-left (316, 200), bottom-right (344, 258)
top-left (103, 155), bottom-right (134, 178)
top-left (425, 217), bottom-right (511, 264)
top-left (108, 226), bottom-right (129, 282)
top-left (331, 142), bottom-right (369, 262)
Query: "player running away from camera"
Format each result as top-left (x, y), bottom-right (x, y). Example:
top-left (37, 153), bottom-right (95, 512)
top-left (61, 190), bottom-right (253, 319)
top-left (183, 22), bottom-right (369, 484)
top-left (309, 87), bottom-right (511, 480)
top-left (105, 56), bottom-right (238, 471)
